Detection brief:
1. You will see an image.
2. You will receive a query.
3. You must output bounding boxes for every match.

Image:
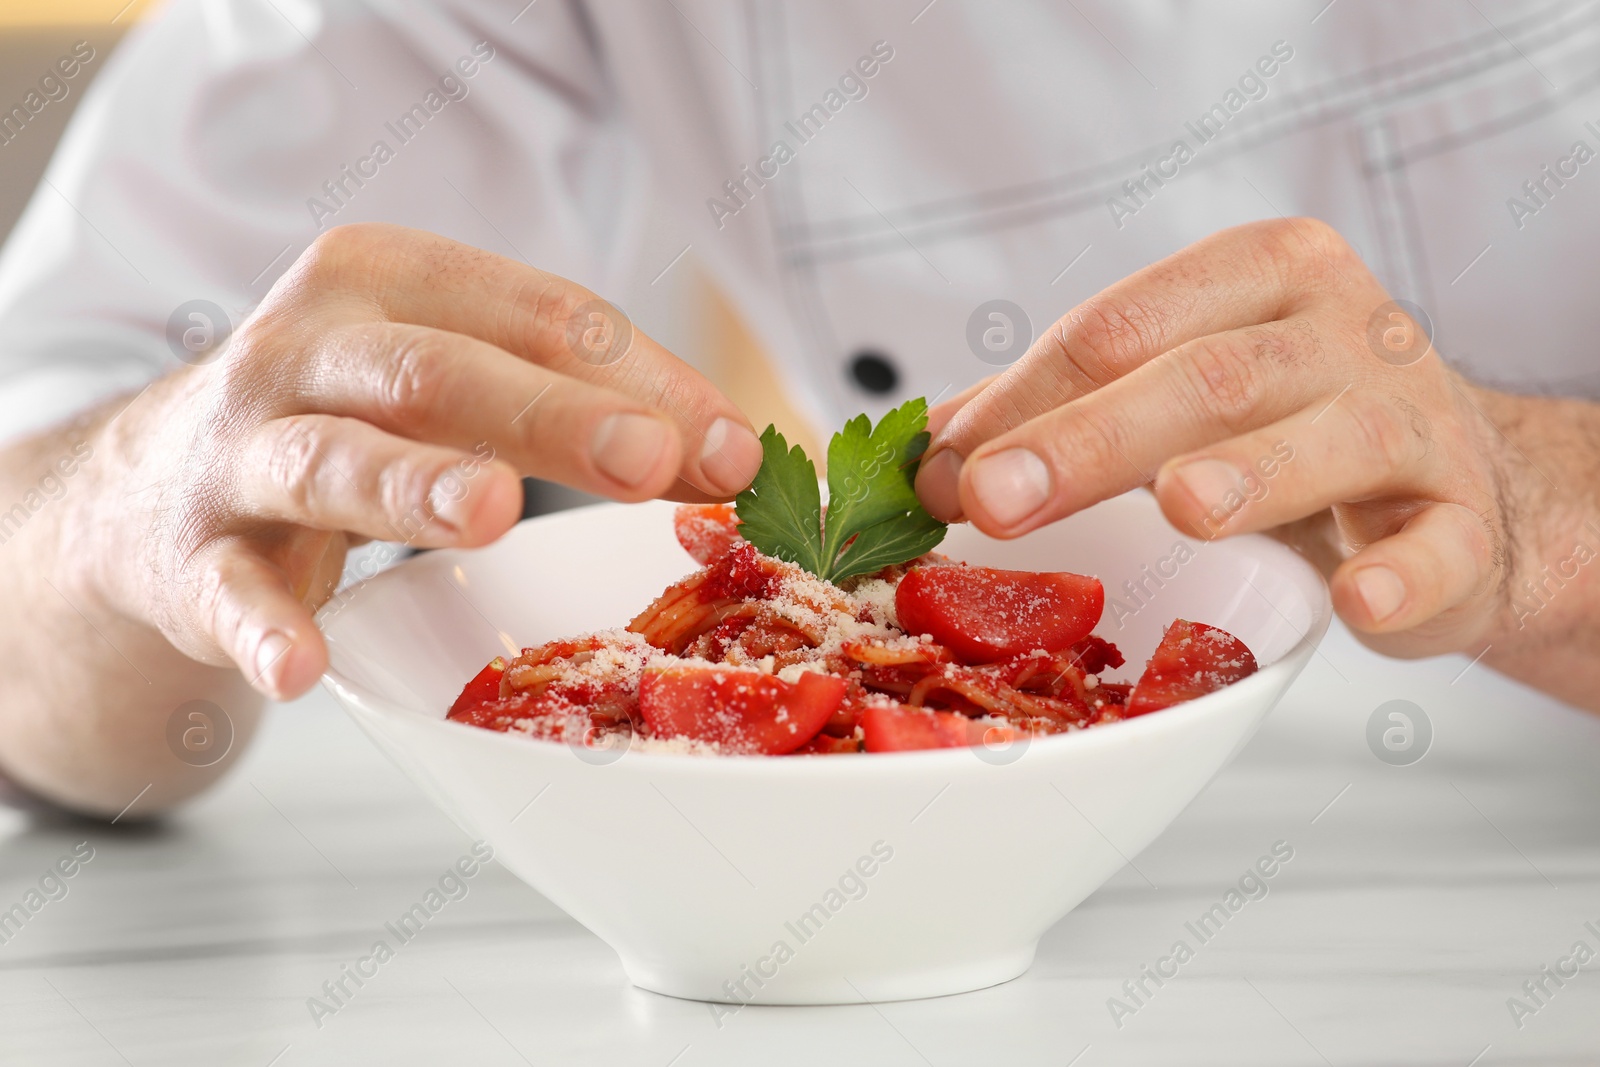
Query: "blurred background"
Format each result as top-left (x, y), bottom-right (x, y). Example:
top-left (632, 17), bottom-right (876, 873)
top-left (0, 1), bottom-right (157, 244)
top-left (0, 0), bottom-right (818, 514)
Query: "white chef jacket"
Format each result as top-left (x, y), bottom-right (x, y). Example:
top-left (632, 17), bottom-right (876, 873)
top-left (1, 0), bottom-right (1597, 446)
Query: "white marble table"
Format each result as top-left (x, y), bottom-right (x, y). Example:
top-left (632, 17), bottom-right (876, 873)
top-left (1, 621), bottom-right (1597, 1066)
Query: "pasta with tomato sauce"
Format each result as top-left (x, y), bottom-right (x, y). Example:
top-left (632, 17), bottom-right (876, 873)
top-left (445, 504), bottom-right (1260, 756)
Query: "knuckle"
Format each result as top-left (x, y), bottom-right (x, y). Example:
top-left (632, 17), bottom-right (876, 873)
top-left (261, 417), bottom-right (330, 514)
top-left (1058, 298), bottom-right (1164, 384)
top-left (517, 278), bottom-right (596, 361)
top-left (1250, 216), bottom-right (1352, 288)
top-left (651, 374), bottom-right (712, 430)
top-left (301, 223), bottom-right (376, 279)
top-left (210, 331), bottom-right (290, 418)
top-left (1177, 337), bottom-right (1264, 431)
top-left (1285, 215), bottom-right (1342, 250)
top-left (1281, 316), bottom-right (1327, 366)
top-left (377, 457), bottom-right (441, 540)
top-left (1071, 406), bottom-right (1144, 483)
top-left (1040, 319), bottom-right (1095, 393)
top-left (373, 331), bottom-right (450, 424)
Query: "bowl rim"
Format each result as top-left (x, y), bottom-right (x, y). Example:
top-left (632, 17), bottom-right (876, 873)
top-left (320, 497), bottom-right (1332, 775)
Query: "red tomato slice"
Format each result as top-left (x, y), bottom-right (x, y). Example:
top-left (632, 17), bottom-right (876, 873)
top-left (859, 703), bottom-right (1016, 753)
top-left (448, 657), bottom-right (506, 719)
top-left (1125, 620), bottom-right (1258, 717)
top-left (894, 564), bottom-right (1105, 664)
top-left (673, 503), bottom-right (743, 565)
top-left (638, 667), bottom-right (846, 755)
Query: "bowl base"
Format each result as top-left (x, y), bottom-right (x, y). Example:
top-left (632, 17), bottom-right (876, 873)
top-left (621, 944), bottom-right (1037, 1006)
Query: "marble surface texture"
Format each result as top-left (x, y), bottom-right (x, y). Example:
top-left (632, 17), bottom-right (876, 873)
top-left (1, 620), bottom-right (1598, 1066)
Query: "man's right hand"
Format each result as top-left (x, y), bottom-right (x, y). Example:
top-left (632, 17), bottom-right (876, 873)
top-left (73, 223), bottom-right (763, 703)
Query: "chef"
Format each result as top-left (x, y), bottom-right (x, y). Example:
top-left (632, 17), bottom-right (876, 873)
top-left (0, 0), bottom-right (1596, 814)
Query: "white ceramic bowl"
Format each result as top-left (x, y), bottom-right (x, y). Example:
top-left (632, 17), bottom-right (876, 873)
top-left (319, 490), bottom-right (1330, 1005)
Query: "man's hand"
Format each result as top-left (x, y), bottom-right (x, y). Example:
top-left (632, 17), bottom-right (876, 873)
top-left (78, 223), bottom-right (763, 702)
top-left (916, 218), bottom-right (1596, 682)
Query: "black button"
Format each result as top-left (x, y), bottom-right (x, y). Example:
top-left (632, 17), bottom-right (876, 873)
top-left (848, 350), bottom-right (898, 394)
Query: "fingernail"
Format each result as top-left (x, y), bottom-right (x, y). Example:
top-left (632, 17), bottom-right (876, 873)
top-left (699, 418), bottom-right (763, 495)
top-left (592, 413), bottom-right (670, 488)
top-left (1171, 459), bottom-right (1244, 519)
top-left (1354, 566), bottom-right (1406, 624)
top-left (968, 448), bottom-right (1051, 528)
top-left (917, 449), bottom-right (965, 522)
top-left (254, 631), bottom-right (293, 692)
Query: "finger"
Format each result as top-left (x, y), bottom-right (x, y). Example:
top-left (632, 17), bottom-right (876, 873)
top-left (1152, 390), bottom-right (1433, 541)
top-left (295, 322), bottom-right (711, 502)
top-left (926, 376), bottom-right (997, 439)
top-left (919, 377), bottom-right (997, 521)
top-left (284, 224), bottom-right (762, 494)
top-left (239, 414), bottom-right (524, 548)
top-left (194, 542), bottom-right (327, 700)
top-left (927, 217), bottom-right (1363, 463)
top-left (1330, 502), bottom-right (1497, 637)
top-left (951, 320), bottom-right (1332, 535)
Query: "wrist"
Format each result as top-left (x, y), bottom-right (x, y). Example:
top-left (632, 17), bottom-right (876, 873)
top-left (1464, 382), bottom-right (1600, 654)
top-left (53, 385), bottom-right (168, 629)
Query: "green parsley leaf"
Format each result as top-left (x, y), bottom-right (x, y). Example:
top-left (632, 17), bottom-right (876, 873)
top-left (829, 506), bottom-right (947, 583)
top-left (734, 398), bottom-right (948, 584)
top-left (733, 427), bottom-right (828, 576)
